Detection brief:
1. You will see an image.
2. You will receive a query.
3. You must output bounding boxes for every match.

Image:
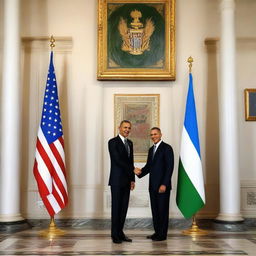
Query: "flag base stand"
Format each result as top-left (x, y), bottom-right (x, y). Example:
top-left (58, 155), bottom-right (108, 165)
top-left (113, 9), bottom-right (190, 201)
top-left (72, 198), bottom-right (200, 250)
top-left (40, 217), bottom-right (66, 240)
top-left (182, 216), bottom-right (209, 236)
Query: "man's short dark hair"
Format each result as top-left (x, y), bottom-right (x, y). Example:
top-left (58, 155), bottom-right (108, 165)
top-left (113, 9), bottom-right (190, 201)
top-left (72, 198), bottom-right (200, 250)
top-left (151, 127), bottom-right (161, 132)
top-left (120, 120), bottom-right (131, 126)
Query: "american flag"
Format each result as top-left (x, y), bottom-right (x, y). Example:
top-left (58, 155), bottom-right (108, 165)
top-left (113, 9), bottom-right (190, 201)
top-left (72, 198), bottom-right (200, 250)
top-left (33, 51), bottom-right (68, 216)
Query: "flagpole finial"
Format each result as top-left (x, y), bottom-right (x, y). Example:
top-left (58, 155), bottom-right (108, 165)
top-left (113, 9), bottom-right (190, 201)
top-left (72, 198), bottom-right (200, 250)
top-left (187, 56), bottom-right (193, 73)
top-left (50, 35), bottom-right (55, 50)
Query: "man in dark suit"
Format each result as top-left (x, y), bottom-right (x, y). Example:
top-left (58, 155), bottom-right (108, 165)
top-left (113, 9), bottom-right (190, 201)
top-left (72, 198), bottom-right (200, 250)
top-left (108, 120), bottom-right (135, 244)
top-left (135, 127), bottom-right (174, 241)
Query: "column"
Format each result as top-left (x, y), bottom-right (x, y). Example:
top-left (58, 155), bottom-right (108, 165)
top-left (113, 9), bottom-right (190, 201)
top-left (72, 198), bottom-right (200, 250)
top-left (0, 0), bottom-right (23, 222)
top-left (216, 0), bottom-right (243, 222)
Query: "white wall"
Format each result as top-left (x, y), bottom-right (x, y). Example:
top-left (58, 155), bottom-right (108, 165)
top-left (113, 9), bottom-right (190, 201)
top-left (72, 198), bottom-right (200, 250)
top-left (0, 0), bottom-right (3, 142)
top-left (0, 0), bottom-right (255, 219)
top-left (235, 0), bottom-right (256, 217)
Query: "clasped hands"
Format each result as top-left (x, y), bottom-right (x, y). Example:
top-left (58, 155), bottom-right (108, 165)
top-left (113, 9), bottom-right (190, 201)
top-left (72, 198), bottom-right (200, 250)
top-left (133, 167), bottom-right (166, 193)
top-left (134, 167), bottom-right (141, 175)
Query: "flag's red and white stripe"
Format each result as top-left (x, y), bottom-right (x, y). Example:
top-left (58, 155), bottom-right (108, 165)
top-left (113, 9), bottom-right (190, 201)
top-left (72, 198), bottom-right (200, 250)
top-left (33, 127), bottom-right (68, 216)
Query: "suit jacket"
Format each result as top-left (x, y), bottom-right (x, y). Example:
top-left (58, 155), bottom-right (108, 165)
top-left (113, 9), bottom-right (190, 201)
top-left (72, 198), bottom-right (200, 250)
top-left (108, 135), bottom-right (135, 187)
top-left (138, 141), bottom-right (174, 191)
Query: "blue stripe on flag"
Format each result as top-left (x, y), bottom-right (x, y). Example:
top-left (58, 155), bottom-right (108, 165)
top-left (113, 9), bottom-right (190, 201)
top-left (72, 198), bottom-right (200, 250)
top-left (184, 73), bottom-right (201, 157)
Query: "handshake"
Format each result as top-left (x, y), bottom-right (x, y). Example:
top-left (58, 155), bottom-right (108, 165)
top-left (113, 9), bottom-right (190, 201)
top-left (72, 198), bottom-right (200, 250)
top-left (134, 167), bottom-right (142, 175)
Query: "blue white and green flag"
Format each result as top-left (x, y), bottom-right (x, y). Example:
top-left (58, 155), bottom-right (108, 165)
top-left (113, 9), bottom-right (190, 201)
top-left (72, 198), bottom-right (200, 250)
top-left (176, 73), bottom-right (205, 219)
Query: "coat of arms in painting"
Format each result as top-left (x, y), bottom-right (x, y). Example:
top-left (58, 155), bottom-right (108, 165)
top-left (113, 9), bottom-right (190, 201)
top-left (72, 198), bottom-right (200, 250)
top-left (118, 10), bottom-right (155, 55)
top-left (107, 3), bottom-right (166, 69)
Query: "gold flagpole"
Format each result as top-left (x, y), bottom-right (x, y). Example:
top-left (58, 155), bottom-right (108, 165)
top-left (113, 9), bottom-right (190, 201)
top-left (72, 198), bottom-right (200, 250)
top-left (181, 57), bottom-right (208, 237)
top-left (39, 36), bottom-right (66, 240)
top-left (40, 217), bottom-right (66, 240)
top-left (182, 214), bottom-right (208, 236)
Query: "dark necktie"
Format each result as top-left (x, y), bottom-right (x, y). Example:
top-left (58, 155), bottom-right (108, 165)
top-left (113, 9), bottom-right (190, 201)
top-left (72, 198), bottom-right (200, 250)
top-left (124, 138), bottom-right (130, 157)
top-left (152, 144), bottom-right (157, 159)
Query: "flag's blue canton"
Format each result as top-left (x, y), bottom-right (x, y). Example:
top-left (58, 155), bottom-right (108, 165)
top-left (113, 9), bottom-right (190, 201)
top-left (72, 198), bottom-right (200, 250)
top-left (40, 52), bottom-right (63, 144)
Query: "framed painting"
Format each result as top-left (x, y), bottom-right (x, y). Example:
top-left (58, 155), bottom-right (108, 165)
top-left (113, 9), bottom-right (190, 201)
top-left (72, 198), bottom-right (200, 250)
top-left (114, 94), bottom-right (160, 162)
top-left (244, 89), bottom-right (256, 121)
top-left (97, 0), bottom-right (175, 80)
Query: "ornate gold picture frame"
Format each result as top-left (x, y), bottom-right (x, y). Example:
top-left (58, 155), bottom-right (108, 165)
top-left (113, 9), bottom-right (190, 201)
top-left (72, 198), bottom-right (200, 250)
top-left (244, 88), bottom-right (256, 121)
top-left (97, 0), bottom-right (175, 80)
top-left (114, 94), bottom-right (160, 162)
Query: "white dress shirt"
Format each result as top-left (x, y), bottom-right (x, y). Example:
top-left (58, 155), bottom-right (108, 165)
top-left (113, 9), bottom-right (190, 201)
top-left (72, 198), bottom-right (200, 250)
top-left (153, 140), bottom-right (162, 152)
top-left (119, 134), bottom-right (127, 144)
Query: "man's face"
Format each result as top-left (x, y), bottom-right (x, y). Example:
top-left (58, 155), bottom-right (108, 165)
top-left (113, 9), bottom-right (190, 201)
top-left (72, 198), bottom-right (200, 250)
top-left (119, 122), bottom-right (131, 138)
top-left (150, 129), bottom-right (162, 144)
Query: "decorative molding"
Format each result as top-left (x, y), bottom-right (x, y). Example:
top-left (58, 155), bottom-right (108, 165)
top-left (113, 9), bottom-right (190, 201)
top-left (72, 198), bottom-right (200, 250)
top-left (205, 37), bottom-right (256, 45)
top-left (25, 181), bottom-right (256, 219)
top-left (247, 192), bottom-right (256, 206)
top-left (21, 36), bottom-right (73, 52)
top-left (241, 180), bottom-right (256, 187)
top-left (241, 180), bottom-right (256, 217)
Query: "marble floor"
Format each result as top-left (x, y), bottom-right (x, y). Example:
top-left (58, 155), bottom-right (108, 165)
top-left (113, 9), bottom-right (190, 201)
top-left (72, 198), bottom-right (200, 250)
top-left (1, 228), bottom-right (256, 256)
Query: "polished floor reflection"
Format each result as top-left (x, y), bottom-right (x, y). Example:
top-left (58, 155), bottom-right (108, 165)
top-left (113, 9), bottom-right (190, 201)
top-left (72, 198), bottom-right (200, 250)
top-left (1, 228), bottom-right (256, 255)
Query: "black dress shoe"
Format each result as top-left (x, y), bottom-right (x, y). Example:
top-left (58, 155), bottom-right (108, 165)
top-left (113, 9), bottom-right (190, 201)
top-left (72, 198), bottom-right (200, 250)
top-left (121, 236), bottom-right (132, 242)
top-left (112, 238), bottom-right (122, 244)
top-left (146, 233), bottom-right (156, 239)
top-left (152, 236), bottom-right (166, 241)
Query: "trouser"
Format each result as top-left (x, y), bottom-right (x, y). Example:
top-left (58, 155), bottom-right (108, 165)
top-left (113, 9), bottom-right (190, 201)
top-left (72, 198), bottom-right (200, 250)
top-left (149, 189), bottom-right (170, 238)
top-left (111, 185), bottom-right (130, 239)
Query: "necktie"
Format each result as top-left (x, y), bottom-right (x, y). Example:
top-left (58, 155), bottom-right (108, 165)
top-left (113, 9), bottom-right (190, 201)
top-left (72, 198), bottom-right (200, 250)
top-left (152, 144), bottom-right (157, 159)
top-left (124, 138), bottom-right (130, 157)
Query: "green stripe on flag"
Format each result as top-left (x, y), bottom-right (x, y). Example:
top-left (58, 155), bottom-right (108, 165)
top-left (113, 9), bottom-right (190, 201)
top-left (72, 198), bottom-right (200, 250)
top-left (176, 158), bottom-right (204, 219)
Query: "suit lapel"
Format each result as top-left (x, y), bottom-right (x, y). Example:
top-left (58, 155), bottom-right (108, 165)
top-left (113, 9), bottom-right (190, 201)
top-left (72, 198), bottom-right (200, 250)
top-left (117, 136), bottom-right (130, 159)
top-left (117, 136), bottom-right (126, 150)
top-left (152, 141), bottom-right (164, 161)
top-left (149, 146), bottom-right (154, 162)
